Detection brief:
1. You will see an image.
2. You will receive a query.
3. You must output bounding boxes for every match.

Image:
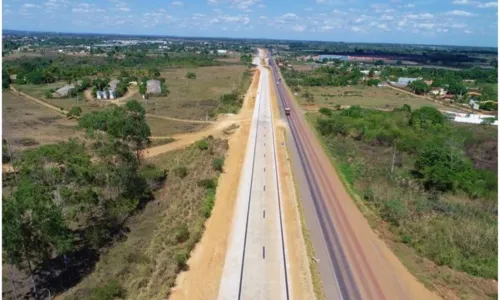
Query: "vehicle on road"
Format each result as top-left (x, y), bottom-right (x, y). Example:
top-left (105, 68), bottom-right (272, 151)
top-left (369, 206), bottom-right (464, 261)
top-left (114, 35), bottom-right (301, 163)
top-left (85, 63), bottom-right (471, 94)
top-left (285, 107), bottom-right (290, 116)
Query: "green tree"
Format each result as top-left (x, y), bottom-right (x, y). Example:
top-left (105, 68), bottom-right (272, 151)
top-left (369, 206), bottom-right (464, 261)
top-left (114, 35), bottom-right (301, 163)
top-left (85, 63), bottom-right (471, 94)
top-left (186, 72), bottom-right (196, 80)
top-left (408, 80), bottom-right (430, 95)
top-left (3, 68), bottom-right (11, 89)
top-left (409, 107), bottom-right (444, 129)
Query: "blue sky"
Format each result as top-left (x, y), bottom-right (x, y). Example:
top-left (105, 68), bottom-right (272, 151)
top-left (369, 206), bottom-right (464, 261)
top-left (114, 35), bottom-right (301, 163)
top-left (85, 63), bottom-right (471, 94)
top-left (3, 0), bottom-right (498, 47)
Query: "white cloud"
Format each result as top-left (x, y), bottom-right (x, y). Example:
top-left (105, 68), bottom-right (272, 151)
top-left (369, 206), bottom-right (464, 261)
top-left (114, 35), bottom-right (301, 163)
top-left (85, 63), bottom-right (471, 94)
top-left (381, 14), bottom-right (394, 20)
top-left (230, 0), bottom-right (261, 10)
top-left (445, 10), bottom-right (475, 16)
top-left (72, 3), bottom-right (106, 13)
top-left (415, 23), bottom-right (436, 29)
top-left (304, 7), bottom-right (313, 11)
top-left (21, 3), bottom-right (40, 8)
top-left (464, 29), bottom-right (473, 33)
top-left (477, 2), bottom-right (497, 8)
top-left (118, 7), bottom-right (130, 11)
top-left (331, 9), bottom-right (346, 15)
top-left (292, 24), bottom-right (307, 32)
top-left (406, 13), bottom-right (434, 19)
top-left (452, 0), bottom-right (478, 4)
top-left (436, 28), bottom-right (449, 32)
top-left (452, 23), bottom-right (467, 28)
top-left (218, 14), bottom-right (250, 24)
top-left (257, 4), bottom-right (265, 8)
top-left (350, 26), bottom-right (363, 32)
top-left (4, 8), bottom-right (13, 14)
top-left (405, 4), bottom-right (415, 8)
top-left (282, 13), bottom-right (298, 19)
top-left (172, 1), bottom-right (184, 6)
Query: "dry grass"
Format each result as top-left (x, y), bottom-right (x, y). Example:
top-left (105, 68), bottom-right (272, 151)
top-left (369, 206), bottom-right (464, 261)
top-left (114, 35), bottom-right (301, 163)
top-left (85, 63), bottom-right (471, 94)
top-left (2, 91), bottom-right (81, 152)
top-left (302, 86), bottom-right (456, 111)
top-left (142, 65), bottom-right (250, 120)
top-left (146, 117), bottom-right (208, 137)
top-left (61, 138), bottom-right (228, 300)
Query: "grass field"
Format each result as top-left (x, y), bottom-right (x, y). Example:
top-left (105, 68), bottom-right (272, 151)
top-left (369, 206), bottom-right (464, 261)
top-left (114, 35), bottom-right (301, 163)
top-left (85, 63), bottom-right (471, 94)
top-left (2, 91), bottom-right (81, 152)
top-left (142, 65), bottom-right (251, 120)
top-left (14, 81), bottom-right (67, 99)
top-left (146, 116), bottom-right (208, 137)
top-left (60, 138), bottom-right (228, 300)
top-left (301, 85), bottom-right (457, 111)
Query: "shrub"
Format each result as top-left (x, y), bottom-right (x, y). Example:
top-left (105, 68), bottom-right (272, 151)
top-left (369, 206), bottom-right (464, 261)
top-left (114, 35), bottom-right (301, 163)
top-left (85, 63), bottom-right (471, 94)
top-left (201, 188), bottom-right (216, 218)
top-left (140, 164), bottom-right (167, 190)
top-left (88, 280), bottom-right (126, 300)
top-left (409, 106), bottom-right (444, 129)
top-left (45, 91), bottom-right (53, 99)
top-left (212, 157), bottom-right (225, 172)
top-left (67, 106), bottom-right (82, 118)
top-left (174, 250), bottom-right (188, 271)
top-left (196, 139), bottom-right (209, 150)
top-left (197, 178), bottom-right (217, 189)
top-left (381, 198), bottom-right (408, 226)
top-left (319, 107), bottom-right (333, 116)
top-left (174, 166), bottom-right (188, 178)
top-left (175, 224), bottom-right (190, 243)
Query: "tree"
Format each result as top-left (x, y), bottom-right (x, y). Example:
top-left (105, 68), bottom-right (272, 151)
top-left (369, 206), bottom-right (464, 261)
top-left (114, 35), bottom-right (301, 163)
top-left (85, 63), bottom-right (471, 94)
top-left (447, 81), bottom-right (467, 95)
top-left (409, 106), bottom-right (444, 129)
top-left (3, 68), bottom-right (11, 89)
top-left (303, 89), bottom-right (315, 104)
top-left (185, 71), bottom-right (196, 87)
top-left (408, 80), bottom-right (430, 95)
top-left (78, 100), bottom-right (151, 161)
top-left (374, 60), bottom-right (385, 66)
top-left (148, 68), bottom-right (161, 78)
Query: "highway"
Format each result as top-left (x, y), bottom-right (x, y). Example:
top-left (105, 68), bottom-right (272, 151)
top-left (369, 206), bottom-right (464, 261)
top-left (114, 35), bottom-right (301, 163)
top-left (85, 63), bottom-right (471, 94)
top-left (217, 51), bottom-right (289, 300)
top-left (269, 56), bottom-right (432, 300)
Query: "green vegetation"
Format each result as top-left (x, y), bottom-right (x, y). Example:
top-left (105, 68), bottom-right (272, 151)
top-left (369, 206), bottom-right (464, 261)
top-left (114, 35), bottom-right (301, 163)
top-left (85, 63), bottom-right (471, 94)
top-left (58, 137), bottom-right (228, 299)
top-left (67, 106), bottom-right (82, 118)
top-left (3, 100), bottom-right (166, 298)
top-left (314, 105), bottom-right (497, 279)
top-left (212, 157), bottom-right (225, 172)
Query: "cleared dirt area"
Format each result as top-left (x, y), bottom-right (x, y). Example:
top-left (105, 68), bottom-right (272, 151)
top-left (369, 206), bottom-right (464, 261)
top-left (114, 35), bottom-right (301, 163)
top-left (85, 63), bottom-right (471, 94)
top-left (2, 91), bottom-right (80, 151)
top-left (303, 85), bottom-right (459, 111)
top-left (140, 65), bottom-right (250, 120)
top-left (168, 68), bottom-right (260, 300)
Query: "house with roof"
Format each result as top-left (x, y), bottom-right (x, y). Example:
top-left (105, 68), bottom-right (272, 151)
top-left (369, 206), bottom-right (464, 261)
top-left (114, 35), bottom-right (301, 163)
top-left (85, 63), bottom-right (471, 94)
top-left (146, 79), bottom-right (162, 95)
top-left (397, 77), bottom-right (420, 86)
top-left (430, 87), bottom-right (447, 96)
top-left (96, 79), bottom-right (120, 100)
top-left (54, 84), bottom-right (75, 97)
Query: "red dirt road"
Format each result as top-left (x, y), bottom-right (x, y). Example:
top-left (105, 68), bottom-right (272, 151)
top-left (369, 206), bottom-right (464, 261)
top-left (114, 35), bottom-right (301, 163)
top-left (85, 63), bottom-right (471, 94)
top-left (270, 59), bottom-right (440, 300)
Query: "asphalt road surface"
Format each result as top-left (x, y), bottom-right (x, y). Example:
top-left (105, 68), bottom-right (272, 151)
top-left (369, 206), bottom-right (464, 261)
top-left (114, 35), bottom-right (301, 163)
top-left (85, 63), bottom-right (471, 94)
top-left (269, 56), bottom-right (424, 300)
top-left (218, 53), bottom-right (289, 300)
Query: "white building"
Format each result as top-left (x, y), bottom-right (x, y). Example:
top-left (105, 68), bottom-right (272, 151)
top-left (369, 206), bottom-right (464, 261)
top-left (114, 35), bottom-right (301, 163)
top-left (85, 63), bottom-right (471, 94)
top-left (217, 49), bottom-right (228, 55)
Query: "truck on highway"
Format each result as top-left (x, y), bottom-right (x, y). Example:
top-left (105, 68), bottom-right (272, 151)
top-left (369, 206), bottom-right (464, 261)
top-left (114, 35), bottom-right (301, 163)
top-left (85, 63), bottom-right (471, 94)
top-left (285, 108), bottom-right (291, 116)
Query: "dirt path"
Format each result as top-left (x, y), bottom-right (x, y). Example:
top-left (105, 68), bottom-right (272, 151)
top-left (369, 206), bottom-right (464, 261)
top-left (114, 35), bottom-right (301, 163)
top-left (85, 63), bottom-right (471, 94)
top-left (168, 69), bottom-right (260, 300)
top-left (10, 86), bottom-right (69, 115)
top-left (385, 84), bottom-right (472, 113)
top-left (145, 113), bottom-right (215, 124)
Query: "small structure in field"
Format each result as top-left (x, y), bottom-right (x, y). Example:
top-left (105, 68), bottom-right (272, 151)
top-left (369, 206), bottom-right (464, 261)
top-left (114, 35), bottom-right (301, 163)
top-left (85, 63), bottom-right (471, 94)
top-left (54, 84), bottom-right (75, 97)
top-left (146, 79), bottom-right (162, 95)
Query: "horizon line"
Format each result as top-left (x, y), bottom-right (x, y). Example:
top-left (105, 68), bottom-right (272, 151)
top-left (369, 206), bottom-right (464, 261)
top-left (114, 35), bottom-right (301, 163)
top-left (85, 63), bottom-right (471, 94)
top-left (3, 28), bottom-right (498, 49)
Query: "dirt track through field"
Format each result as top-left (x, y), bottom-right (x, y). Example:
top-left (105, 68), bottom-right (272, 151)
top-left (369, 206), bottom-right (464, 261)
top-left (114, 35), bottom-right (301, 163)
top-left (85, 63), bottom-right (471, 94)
top-left (169, 69), bottom-right (260, 300)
